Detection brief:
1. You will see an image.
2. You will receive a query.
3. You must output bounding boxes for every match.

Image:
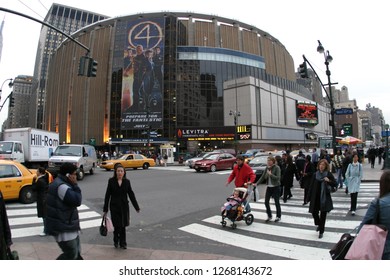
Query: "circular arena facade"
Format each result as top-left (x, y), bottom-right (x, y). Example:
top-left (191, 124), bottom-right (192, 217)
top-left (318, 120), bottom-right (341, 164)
top-left (44, 12), bottom-right (327, 154)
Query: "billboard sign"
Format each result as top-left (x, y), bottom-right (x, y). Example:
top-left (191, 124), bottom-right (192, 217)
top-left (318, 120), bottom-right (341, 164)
top-left (177, 126), bottom-right (252, 141)
top-left (296, 101), bottom-right (318, 125)
top-left (121, 18), bottom-right (165, 130)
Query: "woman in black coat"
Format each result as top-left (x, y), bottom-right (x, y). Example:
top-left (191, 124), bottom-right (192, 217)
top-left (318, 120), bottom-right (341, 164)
top-left (32, 167), bottom-right (49, 236)
top-left (282, 155), bottom-right (297, 203)
top-left (103, 164), bottom-right (140, 249)
top-left (300, 155), bottom-right (316, 205)
top-left (308, 159), bottom-right (337, 239)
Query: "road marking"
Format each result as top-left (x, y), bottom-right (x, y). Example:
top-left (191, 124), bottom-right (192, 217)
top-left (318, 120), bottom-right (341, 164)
top-left (179, 223), bottom-right (331, 260)
top-left (179, 182), bottom-right (377, 259)
top-left (6, 204), bottom-right (102, 238)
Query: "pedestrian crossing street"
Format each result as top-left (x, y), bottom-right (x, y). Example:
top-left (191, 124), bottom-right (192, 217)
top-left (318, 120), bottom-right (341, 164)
top-left (6, 204), bottom-right (102, 238)
top-left (179, 182), bottom-right (379, 260)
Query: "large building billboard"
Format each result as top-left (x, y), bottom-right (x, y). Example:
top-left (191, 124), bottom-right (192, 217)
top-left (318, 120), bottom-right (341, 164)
top-left (121, 18), bottom-right (164, 130)
top-left (296, 101), bottom-right (318, 126)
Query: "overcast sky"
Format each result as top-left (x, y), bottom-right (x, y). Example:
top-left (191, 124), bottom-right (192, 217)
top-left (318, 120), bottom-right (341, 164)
top-left (1, 0), bottom-right (389, 129)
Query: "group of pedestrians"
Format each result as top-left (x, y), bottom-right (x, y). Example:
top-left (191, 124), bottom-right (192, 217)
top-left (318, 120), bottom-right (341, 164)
top-left (225, 148), bottom-right (367, 241)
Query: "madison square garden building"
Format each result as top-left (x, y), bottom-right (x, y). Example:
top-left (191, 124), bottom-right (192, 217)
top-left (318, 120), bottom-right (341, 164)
top-left (44, 12), bottom-right (330, 154)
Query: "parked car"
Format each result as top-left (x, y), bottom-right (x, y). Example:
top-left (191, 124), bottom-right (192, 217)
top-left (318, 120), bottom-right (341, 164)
top-left (100, 154), bottom-right (155, 170)
top-left (248, 155), bottom-right (268, 182)
top-left (194, 153), bottom-right (236, 172)
top-left (185, 152), bottom-right (219, 168)
top-left (0, 160), bottom-right (37, 204)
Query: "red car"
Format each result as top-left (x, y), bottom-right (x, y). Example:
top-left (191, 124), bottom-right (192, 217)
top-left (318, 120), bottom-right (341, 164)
top-left (194, 153), bottom-right (236, 172)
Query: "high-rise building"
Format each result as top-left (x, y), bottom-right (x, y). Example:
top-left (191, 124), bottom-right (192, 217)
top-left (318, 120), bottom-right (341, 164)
top-left (7, 75), bottom-right (33, 128)
top-left (30, 3), bottom-right (108, 128)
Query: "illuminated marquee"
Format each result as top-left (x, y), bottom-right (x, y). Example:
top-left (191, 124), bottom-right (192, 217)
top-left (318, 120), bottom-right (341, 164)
top-left (177, 126), bottom-right (252, 141)
top-left (296, 101), bottom-right (318, 126)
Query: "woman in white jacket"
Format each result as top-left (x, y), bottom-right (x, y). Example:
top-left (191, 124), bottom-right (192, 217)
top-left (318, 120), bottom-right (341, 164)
top-left (345, 153), bottom-right (363, 215)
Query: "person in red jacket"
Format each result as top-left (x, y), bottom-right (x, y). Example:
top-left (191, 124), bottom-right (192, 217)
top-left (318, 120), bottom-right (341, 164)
top-left (225, 155), bottom-right (256, 212)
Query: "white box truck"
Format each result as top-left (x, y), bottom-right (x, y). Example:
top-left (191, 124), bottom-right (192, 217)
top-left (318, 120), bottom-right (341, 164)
top-left (0, 127), bottom-right (59, 168)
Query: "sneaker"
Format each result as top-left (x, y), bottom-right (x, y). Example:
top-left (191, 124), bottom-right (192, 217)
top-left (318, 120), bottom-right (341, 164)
top-left (265, 217), bottom-right (272, 222)
top-left (39, 232), bottom-right (46, 237)
top-left (274, 217), bottom-right (281, 222)
top-left (351, 211), bottom-right (356, 216)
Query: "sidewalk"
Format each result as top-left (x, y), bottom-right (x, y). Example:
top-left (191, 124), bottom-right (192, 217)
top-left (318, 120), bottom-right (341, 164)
top-left (13, 241), bottom-right (238, 260)
top-left (360, 159), bottom-right (384, 182)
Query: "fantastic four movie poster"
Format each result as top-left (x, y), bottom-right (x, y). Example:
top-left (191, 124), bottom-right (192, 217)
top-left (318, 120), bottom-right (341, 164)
top-left (121, 18), bottom-right (164, 130)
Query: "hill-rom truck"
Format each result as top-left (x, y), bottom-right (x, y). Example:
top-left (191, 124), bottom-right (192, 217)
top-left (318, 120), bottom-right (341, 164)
top-left (0, 127), bottom-right (59, 168)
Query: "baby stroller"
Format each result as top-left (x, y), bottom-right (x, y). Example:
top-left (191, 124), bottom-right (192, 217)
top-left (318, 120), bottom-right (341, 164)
top-left (220, 187), bottom-right (254, 229)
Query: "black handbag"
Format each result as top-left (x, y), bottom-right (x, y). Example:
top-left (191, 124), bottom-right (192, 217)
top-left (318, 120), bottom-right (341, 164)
top-left (99, 217), bottom-right (107, 236)
top-left (329, 226), bottom-right (358, 260)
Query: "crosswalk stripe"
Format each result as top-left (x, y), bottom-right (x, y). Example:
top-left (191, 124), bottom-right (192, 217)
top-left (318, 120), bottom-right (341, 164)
top-left (6, 204), bottom-right (90, 216)
top-left (250, 203), bottom-right (349, 216)
top-left (10, 218), bottom-right (102, 238)
top-left (6, 203), bottom-right (102, 238)
top-left (9, 211), bottom-right (100, 226)
top-left (203, 215), bottom-right (346, 243)
top-left (179, 182), bottom-right (378, 259)
top-left (179, 223), bottom-right (331, 260)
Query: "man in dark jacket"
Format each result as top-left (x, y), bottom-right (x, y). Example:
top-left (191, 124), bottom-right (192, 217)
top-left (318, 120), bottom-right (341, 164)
top-left (46, 162), bottom-right (82, 260)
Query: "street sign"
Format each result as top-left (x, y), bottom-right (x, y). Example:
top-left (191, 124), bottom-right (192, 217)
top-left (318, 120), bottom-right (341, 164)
top-left (335, 108), bottom-right (353, 115)
top-left (341, 123), bottom-right (353, 136)
top-left (382, 130), bottom-right (390, 137)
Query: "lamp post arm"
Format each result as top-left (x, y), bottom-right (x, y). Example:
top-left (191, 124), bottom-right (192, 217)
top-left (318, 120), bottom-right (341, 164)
top-left (0, 92), bottom-right (12, 112)
top-left (302, 55), bottom-right (329, 100)
top-left (0, 78), bottom-right (13, 102)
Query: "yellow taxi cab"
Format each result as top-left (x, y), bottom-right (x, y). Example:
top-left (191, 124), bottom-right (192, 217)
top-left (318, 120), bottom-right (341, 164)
top-left (100, 154), bottom-right (156, 171)
top-left (0, 160), bottom-right (37, 204)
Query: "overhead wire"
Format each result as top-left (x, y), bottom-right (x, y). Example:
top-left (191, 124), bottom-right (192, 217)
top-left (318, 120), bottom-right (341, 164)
top-left (17, 0), bottom-right (46, 19)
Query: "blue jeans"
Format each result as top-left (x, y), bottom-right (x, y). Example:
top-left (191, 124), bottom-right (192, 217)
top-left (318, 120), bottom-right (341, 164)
top-left (336, 168), bottom-right (343, 188)
top-left (57, 236), bottom-right (82, 260)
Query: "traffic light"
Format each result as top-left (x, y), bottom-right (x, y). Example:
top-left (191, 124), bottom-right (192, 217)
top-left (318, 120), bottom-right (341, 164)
top-left (87, 58), bottom-right (98, 77)
top-left (78, 56), bottom-right (89, 76)
top-left (9, 94), bottom-right (15, 107)
top-left (298, 61), bottom-right (309, 78)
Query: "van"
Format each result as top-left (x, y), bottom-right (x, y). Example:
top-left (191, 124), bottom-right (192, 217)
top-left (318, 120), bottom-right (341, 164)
top-left (48, 144), bottom-right (97, 180)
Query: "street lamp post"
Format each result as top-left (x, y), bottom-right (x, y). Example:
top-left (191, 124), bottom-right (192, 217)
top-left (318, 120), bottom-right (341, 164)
top-left (0, 78), bottom-right (14, 112)
top-left (0, 78), bottom-right (14, 102)
top-left (317, 40), bottom-right (337, 155)
top-left (229, 110), bottom-right (240, 155)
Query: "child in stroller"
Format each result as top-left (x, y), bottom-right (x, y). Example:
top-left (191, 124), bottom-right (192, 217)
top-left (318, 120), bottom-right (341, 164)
top-left (221, 187), bottom-right (254, 229)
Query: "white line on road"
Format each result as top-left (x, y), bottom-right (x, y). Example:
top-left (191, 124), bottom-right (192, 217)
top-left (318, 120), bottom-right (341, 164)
top-left (179, 223), bottom-right (331, 260)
